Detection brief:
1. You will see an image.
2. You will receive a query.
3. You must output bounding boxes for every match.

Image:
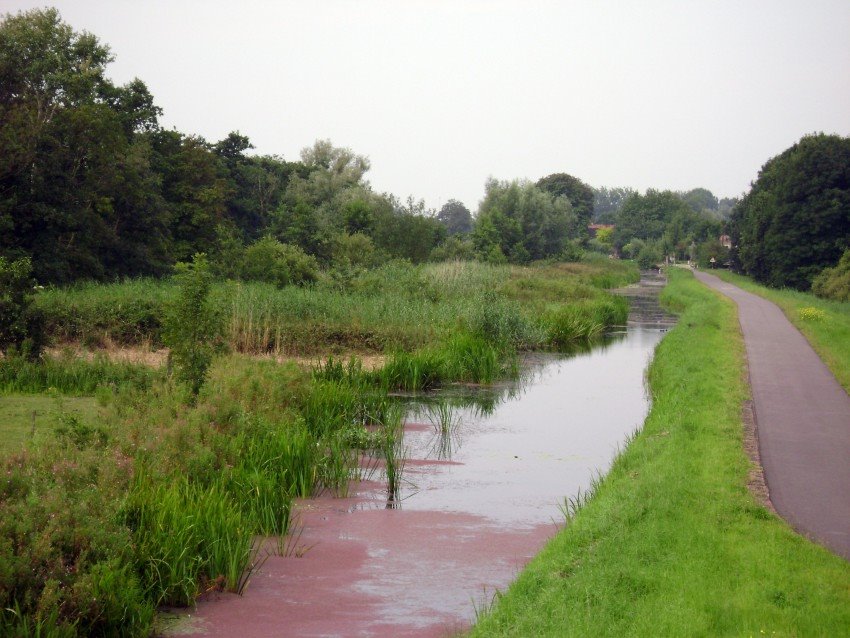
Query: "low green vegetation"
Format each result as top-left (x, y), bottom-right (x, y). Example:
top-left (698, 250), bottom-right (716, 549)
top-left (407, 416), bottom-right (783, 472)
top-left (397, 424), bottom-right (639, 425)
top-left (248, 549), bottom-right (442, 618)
top-left (0, 395), bottom-right (99, 453)
top-left (713, 270), bottom-right (850, 394)
top-left (0, 257), bottom-right (636, 636)
top-left (812, 248), bottom-right (850, 302)
top-left (35, 258), bottom-right (636, 355)
top-left (470, 268), bottom-right (850, 636)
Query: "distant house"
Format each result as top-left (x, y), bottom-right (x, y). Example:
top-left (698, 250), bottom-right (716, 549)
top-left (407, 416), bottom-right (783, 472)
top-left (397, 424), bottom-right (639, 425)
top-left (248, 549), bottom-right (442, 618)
top-left (588, 224), bottom-right (615, 238)
top-left (719, 234), bottom-right (732, 249)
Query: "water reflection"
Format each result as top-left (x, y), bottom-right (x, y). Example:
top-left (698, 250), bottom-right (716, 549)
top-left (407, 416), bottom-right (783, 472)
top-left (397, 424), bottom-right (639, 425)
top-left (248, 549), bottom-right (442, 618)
top-left (395, 327), bottom-right (667, 526)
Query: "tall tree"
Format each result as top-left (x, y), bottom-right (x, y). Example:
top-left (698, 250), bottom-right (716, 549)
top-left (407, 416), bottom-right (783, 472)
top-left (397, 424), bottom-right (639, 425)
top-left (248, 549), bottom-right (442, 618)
top-left (0, 8), bottom-right (171, 282)
top-left (436, 199), bottom-right (473, 235)
top-left (612, 190), bottom-right (693, 251)
top-left (536, 173), bottom-right (594, 228)
top-left (592, 186), bottom-right (636, 224)
top-left (731, 133), bottom-right (850, 289)
top-left (474, 179), bottom-right (575, 263)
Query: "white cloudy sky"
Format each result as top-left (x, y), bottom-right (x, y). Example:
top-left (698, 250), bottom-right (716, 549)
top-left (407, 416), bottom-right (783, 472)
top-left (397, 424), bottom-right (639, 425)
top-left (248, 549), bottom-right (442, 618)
top-left (6, 1), bottom-right (850, 211)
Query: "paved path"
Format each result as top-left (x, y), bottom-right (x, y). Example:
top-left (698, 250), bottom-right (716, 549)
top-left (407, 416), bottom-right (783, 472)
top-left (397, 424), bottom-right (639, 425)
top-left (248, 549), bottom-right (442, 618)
top-left (693, 270), bottom-right (850, 560)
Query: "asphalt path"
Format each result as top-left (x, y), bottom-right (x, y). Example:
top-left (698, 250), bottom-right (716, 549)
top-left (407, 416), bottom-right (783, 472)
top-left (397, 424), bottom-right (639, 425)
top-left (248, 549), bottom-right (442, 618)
top-left (693, 270), bottom-right (850, 560)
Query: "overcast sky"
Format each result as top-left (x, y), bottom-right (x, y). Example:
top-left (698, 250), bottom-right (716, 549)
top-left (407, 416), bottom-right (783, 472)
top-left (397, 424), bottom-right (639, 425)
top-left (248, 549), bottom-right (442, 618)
top-left (6, 1), bottom-right (850, 212)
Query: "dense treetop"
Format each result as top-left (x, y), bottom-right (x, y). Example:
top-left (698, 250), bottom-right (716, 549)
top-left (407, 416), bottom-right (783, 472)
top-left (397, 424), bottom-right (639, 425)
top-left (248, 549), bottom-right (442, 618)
top-left (730, 133), bottom-right (850, 289)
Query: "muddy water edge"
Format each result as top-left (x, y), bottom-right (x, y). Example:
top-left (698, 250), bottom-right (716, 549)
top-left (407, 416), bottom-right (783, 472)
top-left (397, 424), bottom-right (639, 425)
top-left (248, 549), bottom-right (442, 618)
top-left (162, 271), bottom-right (675, 638)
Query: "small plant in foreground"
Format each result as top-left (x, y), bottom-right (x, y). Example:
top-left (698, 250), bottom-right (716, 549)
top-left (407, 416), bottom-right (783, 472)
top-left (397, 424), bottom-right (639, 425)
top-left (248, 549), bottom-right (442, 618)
top-left (799, 306), bottom-right (826, 322)
top-left (162, 253), bottom-right (226, 397)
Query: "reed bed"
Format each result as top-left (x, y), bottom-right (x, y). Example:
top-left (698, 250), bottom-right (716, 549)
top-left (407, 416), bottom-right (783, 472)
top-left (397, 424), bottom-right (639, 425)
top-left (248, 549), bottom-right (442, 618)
top-left (34, 258), bottom-right (637, 355)
top-left (2, 257), bottom-right (640, 635)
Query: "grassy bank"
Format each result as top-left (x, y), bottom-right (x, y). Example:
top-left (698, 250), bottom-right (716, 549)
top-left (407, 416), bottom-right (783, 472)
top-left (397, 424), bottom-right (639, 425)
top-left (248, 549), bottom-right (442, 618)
top-left (470, 268), bottom-right (850, 636)
top-left (712, 270), bottom-right (850, 393)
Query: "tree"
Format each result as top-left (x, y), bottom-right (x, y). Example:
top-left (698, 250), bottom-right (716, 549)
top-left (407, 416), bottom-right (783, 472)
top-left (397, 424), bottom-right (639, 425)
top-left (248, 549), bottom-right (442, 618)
top-left (0, 8), bottom-right (172, 282)
top-left (162, 254), bottom-right (225, 397)
top-left (593, 186), bottom-right (636, 224)
top-left (0, 256), bottom-right (43, 358)
top-left (436, 199), bottom-right (473, 235)
top-left (536, 173), bottom-right (594, 228)
top-left (613, 190), bottom-right (693, 251)
top-left (731, 133), bottom-right (850, 289)
top-left (372, 196), bottom-right (445, 263)
top-left (679, 187), bottom-right (718, 213)
top-left (474, 179), bottom-right (576, 263)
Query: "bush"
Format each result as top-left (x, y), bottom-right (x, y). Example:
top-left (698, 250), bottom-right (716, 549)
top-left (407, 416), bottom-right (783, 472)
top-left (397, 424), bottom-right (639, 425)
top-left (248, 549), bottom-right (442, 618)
top-left (0, 256), bottom-right (44, 359)
top-left (163, 254), bottom-right (226, 397)
top-left (242, 237), bottom-right (319, 287)
top-left (637, 244), bottom-right (662, 270)
top-left (812, 249), bottom-right (850, 301)
top-left (430, 236), bottom-right (476, 262)
top-left (331, 232), bottom-right (382, 268)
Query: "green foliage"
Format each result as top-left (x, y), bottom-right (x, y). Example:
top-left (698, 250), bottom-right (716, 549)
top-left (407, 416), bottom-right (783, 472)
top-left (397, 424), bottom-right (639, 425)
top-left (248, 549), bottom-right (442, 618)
top-left (242, 236), bottom-right (319, 287)
top-left (731, 133), bottom-right (850, 289)
top-left (436, 199), bottom-right (473, 235)
top-left (474, 178), bottom-right (577, 263)
top-left (613, 189), bottom-right (694, 250)
top-left (812, 248), bottom-right (850, 301)
top-left (330, 232), bottom-right (381, 269)
top-left (471, 269), bottom-right (850, 636)
top-left (636, 244), bottom-right (662, 269)
top-left (536, 173), bottom-right (595, 227)
top-left (592, 186), bottom-right (636, 224)
top-left (0, 256), bottom-right (44, 358)
top-left (430, 236), bottom-right (476, 262)
top-left (162, 254), bottom-right (224, 396)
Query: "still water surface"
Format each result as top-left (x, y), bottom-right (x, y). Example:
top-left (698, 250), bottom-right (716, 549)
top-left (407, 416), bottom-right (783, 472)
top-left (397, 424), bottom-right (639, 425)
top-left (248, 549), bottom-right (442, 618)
top-left (171, 275), bottom-right (674, 637)
top-left (400, 327), bottom-right (665, 527)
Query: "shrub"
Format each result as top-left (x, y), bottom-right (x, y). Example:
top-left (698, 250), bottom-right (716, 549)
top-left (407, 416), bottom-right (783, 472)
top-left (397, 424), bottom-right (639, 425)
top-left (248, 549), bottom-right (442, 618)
top-left (812, 249), bottom-right (850, 302)
top-left (637, 244), bottom-right (662, 269)
top-left (163, 254), bottom-right (226, 397)
top-left (0, 256), bottom-right (44, 359)
top-left (242, 236), bottom-right (319, 287)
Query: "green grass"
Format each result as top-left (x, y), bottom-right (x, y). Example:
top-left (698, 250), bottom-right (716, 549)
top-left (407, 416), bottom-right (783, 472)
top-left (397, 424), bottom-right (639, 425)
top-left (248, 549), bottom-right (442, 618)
top-left (0, 257), bottom-right (641, 635)
top-left (0, 394), bottom-right (99, 453)
top-left (34, 259), bottom-right (638, 355)
top-left (470, 268), bottom-right (850, 637)
top-left (712, 270), bottom-right (850, 394)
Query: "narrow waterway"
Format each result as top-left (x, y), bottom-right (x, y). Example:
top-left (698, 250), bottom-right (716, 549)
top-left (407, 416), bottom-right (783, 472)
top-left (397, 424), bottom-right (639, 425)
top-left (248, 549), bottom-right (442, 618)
top-left (167, 272), bottom-right (674, 637)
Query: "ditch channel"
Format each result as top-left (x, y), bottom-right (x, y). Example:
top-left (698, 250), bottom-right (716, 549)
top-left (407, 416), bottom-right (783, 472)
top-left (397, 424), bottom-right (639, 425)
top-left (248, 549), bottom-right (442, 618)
top-left (164, 270), bottom-right (675, 637)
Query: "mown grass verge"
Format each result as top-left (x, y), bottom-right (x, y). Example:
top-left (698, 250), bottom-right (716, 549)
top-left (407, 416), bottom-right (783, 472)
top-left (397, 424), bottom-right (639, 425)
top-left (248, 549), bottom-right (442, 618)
top-left (712, 270), bottom-right (850, 394)
top-left (470, 267), bottom-right (850, 636)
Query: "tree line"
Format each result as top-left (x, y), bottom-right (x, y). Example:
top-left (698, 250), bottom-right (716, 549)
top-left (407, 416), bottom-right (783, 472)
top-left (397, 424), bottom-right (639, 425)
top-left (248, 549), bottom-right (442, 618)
top-left (0, 8), bottom-right (593, 288)
top-left (4, 8), bottom-right (846, 301)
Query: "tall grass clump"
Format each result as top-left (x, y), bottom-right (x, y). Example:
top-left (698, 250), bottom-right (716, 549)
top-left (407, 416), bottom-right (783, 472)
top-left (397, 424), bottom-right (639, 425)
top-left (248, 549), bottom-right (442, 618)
top-left (122, 473), bottom-right (252, 607)
top-left (0, 351), bottom-right (160, 395)
top-left (543, 297), bottom-right (628, 348)
top-left (378, 333), bottom-right (513, 392)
